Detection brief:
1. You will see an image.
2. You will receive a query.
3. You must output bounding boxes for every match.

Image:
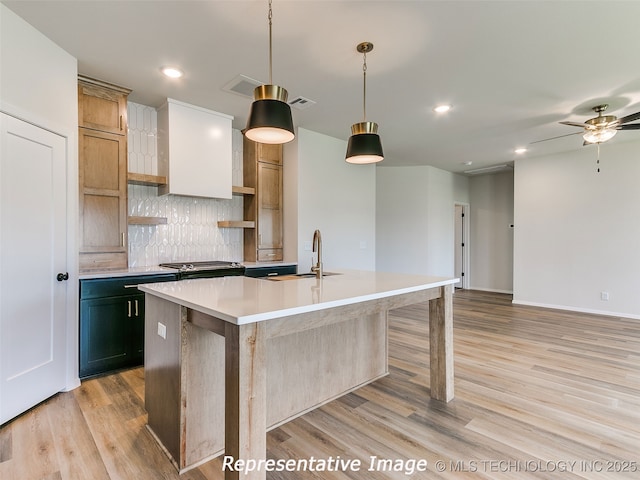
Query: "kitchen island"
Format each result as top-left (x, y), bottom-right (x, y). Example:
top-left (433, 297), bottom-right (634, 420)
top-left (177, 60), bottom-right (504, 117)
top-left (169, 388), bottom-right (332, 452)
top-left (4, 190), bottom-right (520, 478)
top-left (140, 270), bottom-right (456, 478)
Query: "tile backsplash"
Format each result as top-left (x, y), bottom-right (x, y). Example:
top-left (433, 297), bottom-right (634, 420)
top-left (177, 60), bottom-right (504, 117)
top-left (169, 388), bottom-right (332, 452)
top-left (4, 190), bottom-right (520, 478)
top-left (127, 102), bottom-right (244, 267)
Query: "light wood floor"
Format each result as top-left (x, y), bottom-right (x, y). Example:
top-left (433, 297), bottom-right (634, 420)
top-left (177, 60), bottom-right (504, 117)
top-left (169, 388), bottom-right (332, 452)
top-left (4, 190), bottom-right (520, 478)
top-left (1, 290), bottom-right (639, 479)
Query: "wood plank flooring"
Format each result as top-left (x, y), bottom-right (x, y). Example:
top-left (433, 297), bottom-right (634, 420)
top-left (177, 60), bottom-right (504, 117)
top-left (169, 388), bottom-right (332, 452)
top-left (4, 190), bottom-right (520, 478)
top-left (1, 290), bottom-right (639, 479)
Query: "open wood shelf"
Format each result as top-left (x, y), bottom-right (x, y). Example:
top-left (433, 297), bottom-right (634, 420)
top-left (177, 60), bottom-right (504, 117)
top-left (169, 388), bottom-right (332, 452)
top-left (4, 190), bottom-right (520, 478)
top-left (217, 220), bottom-right (255, 228)
top-left (128, 216), bottom-right (168, 225)
top-left (127, 172), bottom-right (167, 186)
top-left (232, 185), bottom-right (255, 195)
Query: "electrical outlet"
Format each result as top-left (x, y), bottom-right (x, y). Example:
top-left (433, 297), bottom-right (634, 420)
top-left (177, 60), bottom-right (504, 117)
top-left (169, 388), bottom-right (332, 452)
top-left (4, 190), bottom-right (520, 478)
top-left (360, 241), bottom-right (367, 249)
top-left (157, 322), bottom-right (167, 339)
top-left (600, 291), bottom-right (609, 301)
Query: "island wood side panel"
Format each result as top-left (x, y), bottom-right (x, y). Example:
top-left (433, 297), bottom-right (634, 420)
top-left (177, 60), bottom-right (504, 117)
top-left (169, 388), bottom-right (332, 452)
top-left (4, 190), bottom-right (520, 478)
top-left (144, 297), bottom-right (182, 464)
top-left (429, 283), bottom-right (454, 402)
top-left (182, 318), bottom-right (226, 468)
top-left (224, 322), bottom-right (266, 480)
top-left (145, 283), bottom-right (454, 474)
top-left (145, 298), bottom-right (390, 472)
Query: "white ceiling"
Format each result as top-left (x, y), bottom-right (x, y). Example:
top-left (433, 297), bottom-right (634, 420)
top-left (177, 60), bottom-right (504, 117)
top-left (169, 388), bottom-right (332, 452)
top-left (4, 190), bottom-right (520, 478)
top-left (4, 0), bottom-right (640, 173)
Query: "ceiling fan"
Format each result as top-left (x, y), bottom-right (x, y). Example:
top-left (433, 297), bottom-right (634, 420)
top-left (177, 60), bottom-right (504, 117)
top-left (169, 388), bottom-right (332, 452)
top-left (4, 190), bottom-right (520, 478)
top-left (563, 104), bottom-right (640, 145)
top-left (532, 104), bottom-right (640, 146)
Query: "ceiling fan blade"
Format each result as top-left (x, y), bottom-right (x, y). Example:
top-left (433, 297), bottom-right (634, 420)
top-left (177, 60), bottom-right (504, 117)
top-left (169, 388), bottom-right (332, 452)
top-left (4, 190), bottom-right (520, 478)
top-left (617, 123), bottom-right (640, 130)
top-left (617, 111), bottom-right (640, 124)
top-left (559, 121), bottom-right (590, 128)
top-left (530, 131), bottom-right (582, 144)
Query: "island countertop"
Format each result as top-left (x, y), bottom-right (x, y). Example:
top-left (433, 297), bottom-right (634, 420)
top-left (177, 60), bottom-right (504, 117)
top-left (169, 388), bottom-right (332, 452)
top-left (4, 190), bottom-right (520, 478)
top-left (138, 269), bottom-right (457, 325)
top-left (143, 268), bottom-right (457, 475)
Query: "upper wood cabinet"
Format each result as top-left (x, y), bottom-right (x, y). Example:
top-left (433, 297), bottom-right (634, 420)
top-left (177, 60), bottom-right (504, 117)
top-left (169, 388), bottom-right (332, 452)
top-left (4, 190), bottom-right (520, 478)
top-left (243, 138), bottom-right (283, 262)
top-left (78, 77), bottom-right (129, 135)
top-left (78, 76), bottom-right (130, 271)
top-left (254, 142), bottom-right (282, 165)
top-left (157, 99), bottom-right (233, 199)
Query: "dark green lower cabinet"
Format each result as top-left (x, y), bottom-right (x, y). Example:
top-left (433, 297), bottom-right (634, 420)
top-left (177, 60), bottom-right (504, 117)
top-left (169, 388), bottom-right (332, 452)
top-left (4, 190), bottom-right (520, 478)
top-left (79, 274), bottom-right (177, 378)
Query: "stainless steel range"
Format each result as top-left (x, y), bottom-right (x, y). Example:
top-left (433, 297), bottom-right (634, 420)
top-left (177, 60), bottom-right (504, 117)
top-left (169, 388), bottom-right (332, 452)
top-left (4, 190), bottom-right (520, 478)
top-left (159, 260), bottom-right (245, 279)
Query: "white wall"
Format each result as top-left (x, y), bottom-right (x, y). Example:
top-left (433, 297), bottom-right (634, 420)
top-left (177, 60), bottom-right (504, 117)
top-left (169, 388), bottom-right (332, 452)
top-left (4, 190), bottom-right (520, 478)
top-left (469, 171), bottom-right (514, 293)
top-left (513, 139), bottom-right (640, 319)
top-left (1, 3), bottom-right (79, 389)
top-left (376, 165), bottom-right (468, 276)
top-left (284, 128), bottom-right (376, 273)
top-left (0, 4), bottom-right (77, 132)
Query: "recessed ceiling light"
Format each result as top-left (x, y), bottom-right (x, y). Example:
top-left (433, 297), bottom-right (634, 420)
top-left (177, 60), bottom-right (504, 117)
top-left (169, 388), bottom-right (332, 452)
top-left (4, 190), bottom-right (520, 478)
top-left (161, 66), bottom-right (184, 79)
top-left (433, 104), bottom-right (452, 113)
top-left (514, 147), bottom-right (527, 154)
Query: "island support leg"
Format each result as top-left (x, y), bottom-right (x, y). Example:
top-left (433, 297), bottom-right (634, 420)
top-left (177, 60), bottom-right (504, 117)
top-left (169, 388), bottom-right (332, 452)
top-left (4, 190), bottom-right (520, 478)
top-left (225, 322), bottom-right (267, 480)
top-left (428, 283), bottom-right (454, 402)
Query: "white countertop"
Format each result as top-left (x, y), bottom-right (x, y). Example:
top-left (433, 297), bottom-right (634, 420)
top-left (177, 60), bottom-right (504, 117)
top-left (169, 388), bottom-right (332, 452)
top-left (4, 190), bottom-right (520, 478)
top-left (139, 269), bottom-right (457, 325)
top-left (79, 265), bottom-right (178, 280)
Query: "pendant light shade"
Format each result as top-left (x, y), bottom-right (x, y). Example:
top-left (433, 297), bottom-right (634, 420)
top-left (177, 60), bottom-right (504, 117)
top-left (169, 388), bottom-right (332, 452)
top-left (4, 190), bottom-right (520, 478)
top-left (346, 42), bottom-right (383, 164)
top-left (345, 122), bottom-right (384, 164)
top-left (245, 85), bottom-right (294, 144)
top-left (244, 0), bottom-right (295, 145)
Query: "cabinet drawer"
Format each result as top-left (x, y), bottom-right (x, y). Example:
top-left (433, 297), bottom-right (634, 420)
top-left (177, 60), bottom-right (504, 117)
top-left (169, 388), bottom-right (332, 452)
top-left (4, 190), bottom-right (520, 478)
top-left (80, 252), bottom-right (128, 271)
top-left (80, 273), bottom-right (178, 299)
top-left (257, 249), bottom-right (283, 262)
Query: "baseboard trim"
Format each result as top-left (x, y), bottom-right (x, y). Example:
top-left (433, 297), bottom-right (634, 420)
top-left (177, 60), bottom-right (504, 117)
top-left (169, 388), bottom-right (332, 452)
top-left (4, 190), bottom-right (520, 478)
top-left (467, 287), bottom-right (513, 295)
top-left (511, 300), bottom-right (640, 320)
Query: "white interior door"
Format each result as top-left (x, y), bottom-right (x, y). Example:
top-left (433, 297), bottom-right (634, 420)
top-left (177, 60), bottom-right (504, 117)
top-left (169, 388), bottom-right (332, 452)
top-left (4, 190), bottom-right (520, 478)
top-left (1, 113), bottom-right (68, 424)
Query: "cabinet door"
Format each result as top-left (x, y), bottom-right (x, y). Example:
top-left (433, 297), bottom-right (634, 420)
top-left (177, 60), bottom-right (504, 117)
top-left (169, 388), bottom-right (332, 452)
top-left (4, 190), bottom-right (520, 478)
top-left (79, 128), bottom-right (127, 270)
top-left (257, 162), bottom-right (283, 249)
top-left (256, 143), bottom-right (282, 165)
top-left (129, 293), bottom-right (145, 365)
top-left (79, 293), bottom-right (144, 378)
top-left (78, 82), bottom-right (128, 135)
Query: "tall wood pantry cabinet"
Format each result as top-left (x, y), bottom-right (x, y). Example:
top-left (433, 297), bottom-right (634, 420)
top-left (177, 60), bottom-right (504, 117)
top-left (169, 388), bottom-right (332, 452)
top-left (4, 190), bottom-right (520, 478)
top-left (78, 76), bottom-right (131, 271)
top-left (243, 138), bottom-right (284, 262)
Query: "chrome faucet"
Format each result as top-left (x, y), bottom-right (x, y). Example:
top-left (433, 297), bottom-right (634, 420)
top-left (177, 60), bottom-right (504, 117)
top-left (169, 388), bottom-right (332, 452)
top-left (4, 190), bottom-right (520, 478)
top-left (311, 229), bottom-right (323, 279)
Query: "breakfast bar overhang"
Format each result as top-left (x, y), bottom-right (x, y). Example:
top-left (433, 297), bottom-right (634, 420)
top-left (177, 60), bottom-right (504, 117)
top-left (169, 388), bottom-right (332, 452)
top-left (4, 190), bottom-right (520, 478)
top-left (140, 270), bottom-right (457, 478)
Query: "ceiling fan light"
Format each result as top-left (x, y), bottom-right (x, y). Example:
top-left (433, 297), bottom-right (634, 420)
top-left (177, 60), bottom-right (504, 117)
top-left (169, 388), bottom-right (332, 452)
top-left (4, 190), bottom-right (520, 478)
top-left (583, 128), bottom-right (617, 144)
top-left (346, 122), bottom-right (384, 164)
top-left (245, 85), bottom-right (295, 144)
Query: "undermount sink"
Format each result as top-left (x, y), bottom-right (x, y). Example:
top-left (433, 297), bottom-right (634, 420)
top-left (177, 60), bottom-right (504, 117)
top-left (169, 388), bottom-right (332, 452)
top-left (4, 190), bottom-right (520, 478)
top-left (295, 272), bottom-right (341, 277)
top-left (264, 272), bottom-right (342, 281)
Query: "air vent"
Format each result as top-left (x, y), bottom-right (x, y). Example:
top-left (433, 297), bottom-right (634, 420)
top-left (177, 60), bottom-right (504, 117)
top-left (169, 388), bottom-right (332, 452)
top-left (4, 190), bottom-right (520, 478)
top-left (222, 74), bottom-right (262, 98)
top-left (288, 96), bottom-right (316, 110)
top-left (464, 164), bottom-right (513, 176)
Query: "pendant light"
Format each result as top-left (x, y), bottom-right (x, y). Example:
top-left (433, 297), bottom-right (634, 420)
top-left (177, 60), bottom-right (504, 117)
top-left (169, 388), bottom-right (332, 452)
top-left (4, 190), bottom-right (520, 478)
top-left (346, 42), bottom-right (384, 164)
top-left (245, 0), bottom-right (295, 144)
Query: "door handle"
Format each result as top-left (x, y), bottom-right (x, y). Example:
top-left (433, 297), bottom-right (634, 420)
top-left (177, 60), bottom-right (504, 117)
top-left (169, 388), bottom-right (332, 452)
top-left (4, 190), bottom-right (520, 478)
top-left (56, 272), bottom-right (69, 281)
top-left (134, 299), bottom-right (139, 317)
top-left (128, 300), bottom-right (132, 318)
